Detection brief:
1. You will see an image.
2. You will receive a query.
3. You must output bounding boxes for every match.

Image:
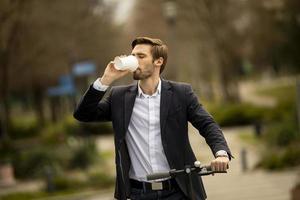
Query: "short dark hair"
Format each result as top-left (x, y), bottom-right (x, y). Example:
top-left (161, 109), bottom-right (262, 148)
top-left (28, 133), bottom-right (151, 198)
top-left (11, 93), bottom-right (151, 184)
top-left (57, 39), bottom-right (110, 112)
top-left (131, 37), bottom-right (168, 74)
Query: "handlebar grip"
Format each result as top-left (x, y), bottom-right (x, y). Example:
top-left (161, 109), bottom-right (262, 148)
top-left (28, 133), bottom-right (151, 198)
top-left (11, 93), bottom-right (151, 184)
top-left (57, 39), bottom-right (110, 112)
top-left (146, 172), bottom-right (171, 181)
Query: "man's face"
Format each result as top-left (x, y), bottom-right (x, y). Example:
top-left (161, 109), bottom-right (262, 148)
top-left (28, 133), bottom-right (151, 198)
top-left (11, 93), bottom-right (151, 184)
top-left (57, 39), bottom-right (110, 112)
top-left (131, 44), bottom-right (155, 80)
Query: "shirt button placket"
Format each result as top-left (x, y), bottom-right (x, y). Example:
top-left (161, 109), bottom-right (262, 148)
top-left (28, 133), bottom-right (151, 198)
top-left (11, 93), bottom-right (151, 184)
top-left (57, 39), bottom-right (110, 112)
top-left (149, 97), bottom-right (156, 171)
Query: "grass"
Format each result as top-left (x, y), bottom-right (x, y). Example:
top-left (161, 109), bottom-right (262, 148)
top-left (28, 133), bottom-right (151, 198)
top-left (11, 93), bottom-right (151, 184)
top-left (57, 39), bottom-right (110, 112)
top-left (238, 130), bottom-right (260, 146)
top-left (100, 150), bottom-right (114, 159)
top-left (0, 190), bottom-right (74, 200)
top-left (0, 189), bottom-right (110, 200)
top-left (255, 84), bottom-right (296, 102)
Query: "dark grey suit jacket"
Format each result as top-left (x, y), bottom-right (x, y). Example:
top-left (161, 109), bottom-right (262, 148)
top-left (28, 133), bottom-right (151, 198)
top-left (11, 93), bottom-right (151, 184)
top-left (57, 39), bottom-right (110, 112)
top-left (73, 79), bottom-right (232, 200)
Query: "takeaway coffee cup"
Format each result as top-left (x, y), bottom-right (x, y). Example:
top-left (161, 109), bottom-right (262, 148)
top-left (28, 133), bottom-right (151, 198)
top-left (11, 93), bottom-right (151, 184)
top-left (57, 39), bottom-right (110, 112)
top-left (113, 55), bottom-right (138, 72)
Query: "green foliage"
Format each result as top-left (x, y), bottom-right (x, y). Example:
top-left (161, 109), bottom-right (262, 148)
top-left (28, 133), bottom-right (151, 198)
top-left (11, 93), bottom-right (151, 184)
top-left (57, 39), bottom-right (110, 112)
top-left (255, 83), bottom-right (300, 170)
top-left (0, 172), bottom-right (115, 200)
top-left (79, 122), bottom-right (113, 136)
top-left (50, 173), bottom-right (114, 193)
top-left (63, 115), bottom-right (81, 136)
top-left (87, 171), bottom-right (115, 188)
top-left (259, 84), bottom-right (298, 147)
top-left (208, 103), bottom-right (268, 127)
top-left (9, 116), bottom-right (40, 139)
top-left (11, 138), bottom-right (100, 179)
top-left (263, 119), bottom-right (299, 147)
top-left (50, 172), bottom-right (114, 192)
top-left (12, 146), bottom-right (64, 179)
top-left (7, 114), bottom-right (113, 145)
top-left (257, 144), bottom-right (300, 170)
top-left (40, 115), bottom-right (113, 145)
top-left (40, 116), bottom-right (113, 145)
top-left (0, 191), bottom-right (47, 200)
top-left (257, 152), bottom-right (284, 170)
top-left (51, 176), bottom-right (85, 191)
top-left (257, 84), bottom-right (296, 122)
top-left (207, 80), bottom-right (296, 129)
top-left (238, 130), bottom-right (260, 145)
top-left (256, 84), bottom-right (296, 102)
top-left (68, 139), bottom-right (99, 170)
top-left (0, 139), bottom-right (15, 163)
top-left (40, 121), bottom-right (78, 145)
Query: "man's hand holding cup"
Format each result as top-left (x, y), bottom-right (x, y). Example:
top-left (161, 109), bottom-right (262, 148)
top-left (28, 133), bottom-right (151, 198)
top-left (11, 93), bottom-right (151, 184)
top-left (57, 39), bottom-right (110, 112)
top-left (101, 55), bottom-right (138, 86)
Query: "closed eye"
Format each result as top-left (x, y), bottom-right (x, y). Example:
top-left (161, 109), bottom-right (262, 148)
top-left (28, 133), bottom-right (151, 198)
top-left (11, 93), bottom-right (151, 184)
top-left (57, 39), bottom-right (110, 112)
top-left (132, 53), bottom-right (146, 59)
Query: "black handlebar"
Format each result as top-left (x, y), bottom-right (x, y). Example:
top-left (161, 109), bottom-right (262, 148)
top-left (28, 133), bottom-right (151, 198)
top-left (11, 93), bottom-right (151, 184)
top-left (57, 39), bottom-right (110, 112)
top-left (146, 164), bottom-right (226, 181)
top-left (147, 171), bottom-right (171, 181)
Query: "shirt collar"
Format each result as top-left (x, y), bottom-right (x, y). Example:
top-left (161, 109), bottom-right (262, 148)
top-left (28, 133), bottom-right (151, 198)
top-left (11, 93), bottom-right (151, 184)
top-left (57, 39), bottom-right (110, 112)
top-left (138, 79), bottom-right (161, 98)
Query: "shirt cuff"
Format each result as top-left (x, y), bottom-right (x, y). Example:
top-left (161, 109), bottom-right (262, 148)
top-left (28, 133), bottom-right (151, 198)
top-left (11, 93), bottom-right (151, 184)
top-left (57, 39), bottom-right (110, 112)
top-left (93, 78), bottom-right (109, 91)
top-left (215, 150), bottom-right (229, 158)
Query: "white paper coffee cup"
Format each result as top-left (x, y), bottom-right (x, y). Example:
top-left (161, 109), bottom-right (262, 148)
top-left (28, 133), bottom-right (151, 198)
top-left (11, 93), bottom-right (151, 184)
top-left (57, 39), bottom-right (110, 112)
top-left (113, 55), bottom-right (138, 72)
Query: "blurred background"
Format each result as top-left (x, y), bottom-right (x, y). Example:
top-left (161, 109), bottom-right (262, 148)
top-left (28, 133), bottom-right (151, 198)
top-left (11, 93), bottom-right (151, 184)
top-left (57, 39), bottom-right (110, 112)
top-left (0, 0), bottom-right (300, 199)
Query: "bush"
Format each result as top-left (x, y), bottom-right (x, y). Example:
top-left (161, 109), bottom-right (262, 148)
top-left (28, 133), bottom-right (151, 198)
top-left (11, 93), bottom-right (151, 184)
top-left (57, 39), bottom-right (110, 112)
top-left (264, 99), bottom-right (296, 123)
top-left (43, 115), bottom-right (114, 139)
top-left (51, 176), bottom-right (85, 191)
top-left (49, 172), bottom-right (114, 192)
top-left (208, 103), bottom-right (268, 127)
top-left (9, 116), bottom-right (40, 139)
top-left (79, 122), bottom-right (113, 136)
top-left (60, 114), bottom-right (114, 136)
top-left (88, 171), bottom-right (115, 188)
top-left (282, 145), bottom-right (300, 167)
top-left (263, 120), bottom-right (299, 147)
top-left (257, 144), bottom-right (300, 170)
top-left (0, 140), bottom-right (15, 164)
top-left (63, 115), bottom-right (81, 136)
top-left (257, 152), bottom-right (284, 170)
top-left (68, 139), bottom-right (99, 169)
top-left (12, 147), bottom-right (64, 179)
top-left (12, 137), bottom-right (100, 179)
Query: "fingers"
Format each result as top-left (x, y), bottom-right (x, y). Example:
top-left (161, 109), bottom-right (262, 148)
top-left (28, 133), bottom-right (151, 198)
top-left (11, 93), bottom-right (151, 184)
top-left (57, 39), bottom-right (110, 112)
top-left (107, 61), bottom-right (116, 69)
top-left (211, 157), bottom-right (229, 172)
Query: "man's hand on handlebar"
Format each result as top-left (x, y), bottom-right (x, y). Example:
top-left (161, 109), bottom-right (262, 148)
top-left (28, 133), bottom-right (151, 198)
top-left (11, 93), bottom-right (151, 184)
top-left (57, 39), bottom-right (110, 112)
top-left (210, 156), bottom-right (229, 172)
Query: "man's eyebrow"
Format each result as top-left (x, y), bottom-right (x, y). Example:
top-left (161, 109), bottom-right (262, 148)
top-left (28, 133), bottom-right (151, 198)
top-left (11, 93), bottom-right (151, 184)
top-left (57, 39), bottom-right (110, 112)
top-left (131, 52), bottom-right (146, 56)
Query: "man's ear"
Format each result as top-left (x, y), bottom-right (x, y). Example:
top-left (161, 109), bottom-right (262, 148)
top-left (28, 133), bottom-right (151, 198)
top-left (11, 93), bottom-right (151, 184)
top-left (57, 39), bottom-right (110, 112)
top-left (154, 57), bottom-right (163, 67)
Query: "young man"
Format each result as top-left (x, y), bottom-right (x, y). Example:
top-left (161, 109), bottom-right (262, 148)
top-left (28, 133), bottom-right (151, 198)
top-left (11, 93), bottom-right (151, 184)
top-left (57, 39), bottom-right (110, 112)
top-left (73, 37), bottom-right (233, 200)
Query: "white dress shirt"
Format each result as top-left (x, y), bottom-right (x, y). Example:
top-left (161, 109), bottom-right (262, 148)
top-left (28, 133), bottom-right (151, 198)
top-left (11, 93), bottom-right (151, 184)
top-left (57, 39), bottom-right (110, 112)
top-left (93, 78), bottom-right (228, 182)
top-left (125, 79), bottom-right (171, 181)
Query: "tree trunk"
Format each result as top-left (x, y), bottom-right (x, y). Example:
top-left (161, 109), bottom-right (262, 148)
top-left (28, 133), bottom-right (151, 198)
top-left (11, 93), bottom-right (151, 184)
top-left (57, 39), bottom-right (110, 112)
top-left (33, 87), bottom-right (46, 127)
top-left (0, 50), bottom-right (11, 140)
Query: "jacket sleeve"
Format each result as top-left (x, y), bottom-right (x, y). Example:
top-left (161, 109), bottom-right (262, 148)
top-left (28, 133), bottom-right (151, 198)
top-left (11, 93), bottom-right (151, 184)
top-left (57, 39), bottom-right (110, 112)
top-left (73, 84), bottom-right (112, 122)
top-left (185, 84), bottom-right (233, 160)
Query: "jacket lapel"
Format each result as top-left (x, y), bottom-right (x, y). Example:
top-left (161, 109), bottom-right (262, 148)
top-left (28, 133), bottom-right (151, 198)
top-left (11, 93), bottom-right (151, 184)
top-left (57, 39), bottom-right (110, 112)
top-left (160, 79), bottom-right (172, 134)
top-left (124, 84), bottom-right (137, 137)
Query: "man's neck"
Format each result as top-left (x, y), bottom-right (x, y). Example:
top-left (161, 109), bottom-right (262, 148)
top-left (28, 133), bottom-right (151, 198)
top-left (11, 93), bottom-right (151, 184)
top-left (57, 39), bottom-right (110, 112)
top-left (138, 76), bottom-right (160, 95)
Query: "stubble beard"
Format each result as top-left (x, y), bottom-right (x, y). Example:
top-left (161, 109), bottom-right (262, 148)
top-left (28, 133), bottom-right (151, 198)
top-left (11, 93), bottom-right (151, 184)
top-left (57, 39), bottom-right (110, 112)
top-left (133, 68), bottom-right (152, 80)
